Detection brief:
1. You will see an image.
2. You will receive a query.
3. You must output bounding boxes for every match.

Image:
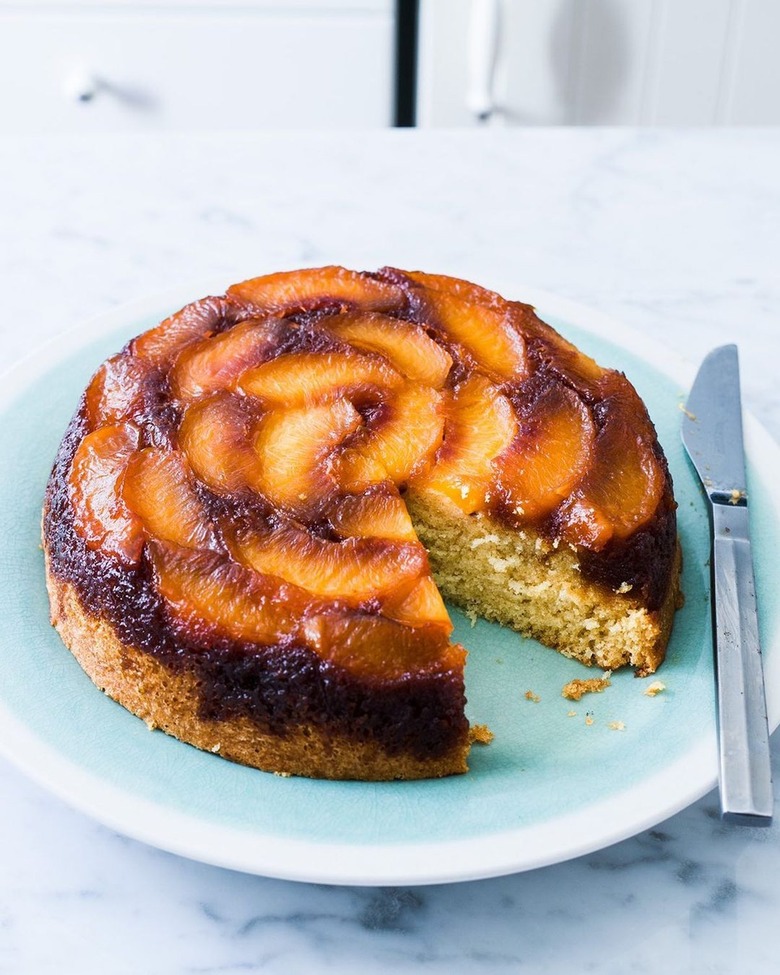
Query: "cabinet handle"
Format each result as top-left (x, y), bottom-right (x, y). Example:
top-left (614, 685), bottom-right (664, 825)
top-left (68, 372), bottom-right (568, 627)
top-left (64, 68), bottom-right (102, 103)
top-left (63, 69), bottom-right (155, 111)
top-left (467, 0), bottom-right (501, 123)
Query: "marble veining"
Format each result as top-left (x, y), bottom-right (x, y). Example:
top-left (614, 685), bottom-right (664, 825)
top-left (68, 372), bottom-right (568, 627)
top-left (1, 128), bottom-right (779, 974)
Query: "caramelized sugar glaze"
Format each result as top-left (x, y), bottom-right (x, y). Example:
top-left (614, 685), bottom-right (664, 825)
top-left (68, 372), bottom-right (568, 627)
top-left (43, 267), bottom-right (677, 766)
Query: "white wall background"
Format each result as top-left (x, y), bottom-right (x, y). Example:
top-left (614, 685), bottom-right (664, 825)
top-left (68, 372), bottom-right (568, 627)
top-left (417, 0), bottom-right (780, 127)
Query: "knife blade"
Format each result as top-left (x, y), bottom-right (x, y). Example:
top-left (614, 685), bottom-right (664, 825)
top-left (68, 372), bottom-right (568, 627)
top-left (681, 344), bottom-right (773, 825)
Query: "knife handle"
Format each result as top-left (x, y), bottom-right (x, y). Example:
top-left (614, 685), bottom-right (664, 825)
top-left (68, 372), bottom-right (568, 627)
top-left (711, 502), bottom-right (773, 825)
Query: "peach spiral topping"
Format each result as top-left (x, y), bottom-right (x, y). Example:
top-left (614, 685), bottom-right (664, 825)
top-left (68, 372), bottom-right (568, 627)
top-left (252, 400), bottom-right (364, 513)
top-left (336, 383), bottom-right (445, 492)
top-left (62, 266), bottom-right (672, 683)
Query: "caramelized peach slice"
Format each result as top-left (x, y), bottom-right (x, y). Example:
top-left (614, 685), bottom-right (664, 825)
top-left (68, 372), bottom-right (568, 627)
top-left (178, 392), bottom-right (261, 495)
top-left (239, 350), bottom-right (402, 407)
top-left (123, 448), bottom-right (218, 550)
top-left (150, 541), bottom-right (313, 645)
top-left (495, 382), bottom-right (596, 521)
top-left (228, 266), bottom-right (403, 314)
top-left (595, 371), bottom-right (661, 442)
top-left (132, 297), bottom-right (239, 367)
top-left (414, 375), bottom-right (517, 514)
top-left (514, 306), bottom-right (605, 392)
top-left (151, 541), bottom-right (460, 681)
top-left (381, 576), bottom-right (452, 631)
top-left (336, 383), bottom-right (445, 491)
top-left (329, 487), bottom-right (417, 542)
top-left (253, 400), bottom-right (363, 512)
top-left (84, 353), bottom-right (155, 430)
top-left (169, 317), bottom-right (287, 401)
top-left (336, 450), bottom-right (390, 493)
top-left (302, 613), bottom-right (464, 681)
top-left (559, 416), bottom-right (665, 550)
top-left (405, 275), bottom-right (526, 381)
top-left (405, 269), bottom-right (602, 389)
top-left (403, 270), bottom-right (506, 309)
top-left (228, 521), bottom-right (426, 603)
top-left (68, 422), bottom-right (143, 564)
top-left (323, 313), bottom-right (453, 388)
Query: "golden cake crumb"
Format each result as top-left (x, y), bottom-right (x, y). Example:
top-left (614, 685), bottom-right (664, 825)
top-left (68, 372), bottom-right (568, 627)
top-left (561, 675), bottom-right (612, 701)
top-left (468, 724), bottom-right (494, 745)
top-left (644, 680), bottom-right (666, 697)
top-left (608, 720), bottom-right (626, 731)
top-left (469, 534), bottom-right (500, 550)
top-left (525, 690), bottom-right (541, 703)
top-left (584, 714), bottom-right (594, 726)
top-left (567, 710), bottom-right (577, 717)
top-left (678, 402), bottom-right (697, 421)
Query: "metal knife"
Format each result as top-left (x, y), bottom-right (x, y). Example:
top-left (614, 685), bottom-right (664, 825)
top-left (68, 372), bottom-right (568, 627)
top-left (681, 344), bottom-right (773, 825)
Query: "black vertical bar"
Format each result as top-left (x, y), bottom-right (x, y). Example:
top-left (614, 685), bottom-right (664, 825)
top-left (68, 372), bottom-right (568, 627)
top-left (394, 0), bottom-right (419, 126)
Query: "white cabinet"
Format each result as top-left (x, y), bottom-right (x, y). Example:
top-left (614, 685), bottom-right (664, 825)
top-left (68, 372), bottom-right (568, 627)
top-left (417, 0), bottom-right (780, 127)
top-left (0, 0), bottom-right (394, 132)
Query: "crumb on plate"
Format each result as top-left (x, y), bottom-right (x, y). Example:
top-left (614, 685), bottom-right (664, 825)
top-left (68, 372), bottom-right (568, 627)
top-left (678, 402), bottom-right (697, 421)
top-left (561, 674), bottom-right (612, 701)
top-left (469, 724), bottom-right (495, 745)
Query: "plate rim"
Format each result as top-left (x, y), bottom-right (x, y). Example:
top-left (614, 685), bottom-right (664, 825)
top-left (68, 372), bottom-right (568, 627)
top-left (1, 277), bottom-right (777, 886)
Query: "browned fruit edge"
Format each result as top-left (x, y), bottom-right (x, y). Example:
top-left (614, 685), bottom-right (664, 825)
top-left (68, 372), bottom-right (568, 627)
top-left (636, 538), bottom-right (684, 676)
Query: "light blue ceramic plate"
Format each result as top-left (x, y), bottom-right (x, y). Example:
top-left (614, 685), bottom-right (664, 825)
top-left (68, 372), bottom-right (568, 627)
top-left (1, 282), bottom-right (778, 886)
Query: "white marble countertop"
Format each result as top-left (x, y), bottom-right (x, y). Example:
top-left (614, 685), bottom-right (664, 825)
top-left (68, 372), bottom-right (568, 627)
top-left (1, 128), bottom-right (779, 974)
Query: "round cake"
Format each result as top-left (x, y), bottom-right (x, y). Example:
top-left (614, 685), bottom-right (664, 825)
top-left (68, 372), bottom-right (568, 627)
top-left (42, 267), bottom-right (682, 780)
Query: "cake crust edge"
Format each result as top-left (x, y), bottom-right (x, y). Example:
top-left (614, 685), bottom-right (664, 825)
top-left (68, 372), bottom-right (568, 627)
top-left (44, 556), bottom-right (471, 782)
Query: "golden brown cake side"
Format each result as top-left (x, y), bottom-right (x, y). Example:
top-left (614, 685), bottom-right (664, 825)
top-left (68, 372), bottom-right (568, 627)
top-left (46, 570), bottom-right (466, 781)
